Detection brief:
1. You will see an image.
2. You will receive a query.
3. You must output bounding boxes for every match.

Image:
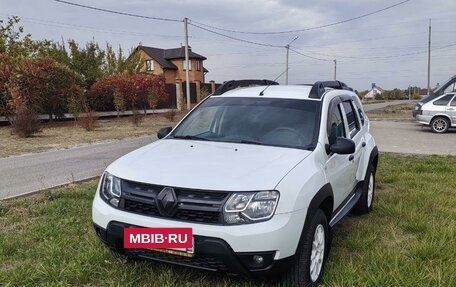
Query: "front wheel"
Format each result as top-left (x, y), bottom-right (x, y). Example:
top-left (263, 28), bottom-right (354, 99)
top-left (430, 117), bottom-right (449, 133)
top-left (282, 209), bottom-right (329, 287)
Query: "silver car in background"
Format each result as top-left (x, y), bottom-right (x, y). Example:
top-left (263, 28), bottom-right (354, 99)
top-left (415, 93), bottom-right (456, 133)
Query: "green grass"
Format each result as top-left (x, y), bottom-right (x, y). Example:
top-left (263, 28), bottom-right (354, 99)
top-left (1, 154), bottom-right (455, 286)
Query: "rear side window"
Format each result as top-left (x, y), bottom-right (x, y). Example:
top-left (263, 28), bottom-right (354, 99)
top-left (433, 94), bottom-right (454, 106)
top-left (342, 101), bottom-right (359, 137)
top-left (450, 95), bottom-right (456, 106)
top-left (353, 100), bottom-right (365, 126)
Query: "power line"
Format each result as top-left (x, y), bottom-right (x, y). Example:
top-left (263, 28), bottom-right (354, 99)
top-left (291, 42), bottom-right (456, 60)
top-left (15, 17), bottom-right (182, 38)
top-left (189, 0), bottom-right (412, 35)
top-left (189, 22), bottom-right (282, 48)
top-left (288, 48), bottom-right (332, 62)
top-left (53, 0), bottom-right (183, 22)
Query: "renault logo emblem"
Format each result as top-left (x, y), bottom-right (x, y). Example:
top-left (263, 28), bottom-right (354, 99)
top-left (156, 187), bottom-right (178, 216)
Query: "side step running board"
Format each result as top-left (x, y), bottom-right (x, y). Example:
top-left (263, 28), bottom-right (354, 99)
top-left (329, 187), bottom-right (363, 227)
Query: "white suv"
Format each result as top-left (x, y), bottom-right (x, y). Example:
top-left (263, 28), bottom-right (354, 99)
top-left (92, 80), bottom-right (378, 286)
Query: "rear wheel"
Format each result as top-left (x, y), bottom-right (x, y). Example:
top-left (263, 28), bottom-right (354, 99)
top-left (353, 165), bottom-right (375, 214)
top-left (282, 209), bottom-right (329, 287)
top-left (431, 116), bottom-right (449, 133)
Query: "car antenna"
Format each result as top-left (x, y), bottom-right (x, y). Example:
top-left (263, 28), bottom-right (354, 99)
top-left (259, 68), bottom-right (288, 96)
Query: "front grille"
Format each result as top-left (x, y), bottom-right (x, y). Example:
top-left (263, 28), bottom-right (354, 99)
top-left (119, 179), bottom-right (230, 224)
top-left (126, 249), bottom-right (229, 271)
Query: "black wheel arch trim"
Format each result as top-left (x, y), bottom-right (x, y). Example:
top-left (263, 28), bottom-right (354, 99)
top-left (369, 145), bottom-right (379, 171)
top-left (293, 183), bottom-right (333, 257)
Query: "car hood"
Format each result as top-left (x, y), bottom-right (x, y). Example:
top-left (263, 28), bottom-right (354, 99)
top-left (107, 139), bottom-right (311, 191)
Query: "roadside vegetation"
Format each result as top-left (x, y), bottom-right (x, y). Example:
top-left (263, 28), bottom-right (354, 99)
top-left (1, 154), bottom-right (455, 286)
top-left (366, 102), bottom-right (415, 120)
top-left (1, 16), bottom-right (169, 138)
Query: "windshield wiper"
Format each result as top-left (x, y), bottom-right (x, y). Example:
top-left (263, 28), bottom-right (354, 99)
top-left (172, 135), bottom-right (209, 141)
top-left (224, 139), bottom-right (265, 146)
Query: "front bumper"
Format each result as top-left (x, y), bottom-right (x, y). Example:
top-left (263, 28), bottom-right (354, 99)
top-left (93, 221), bottom-right (295, 276)
top-left (92, 192), bottom-right (306, 276)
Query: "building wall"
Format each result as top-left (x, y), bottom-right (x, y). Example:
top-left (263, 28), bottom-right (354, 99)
top-left (170, 59), bottom-right (205, 84)
top-left (137, 50), bottom-right (206, 85)
top-left (138, 50), bottom-right (164, 75)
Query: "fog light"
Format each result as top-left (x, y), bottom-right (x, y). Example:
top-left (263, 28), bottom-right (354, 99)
top-left (253, 255), bottom-right (264, 264)
top-left (109, 198), bottom-right (119, 207)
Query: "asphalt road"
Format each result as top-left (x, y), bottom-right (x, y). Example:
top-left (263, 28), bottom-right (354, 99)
top-left (0, 100), bottom-right (453, 200)
top-left (0, 137), bottom-right (155, 199)
top-left (370, 120), bottom-right (456, 156)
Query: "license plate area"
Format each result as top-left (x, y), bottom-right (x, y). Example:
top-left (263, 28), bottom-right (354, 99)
top-left (124, 227), bottom-right (193, 257)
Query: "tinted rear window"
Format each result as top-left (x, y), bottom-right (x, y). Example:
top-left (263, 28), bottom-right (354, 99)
top-left (433, 94), bottom-right (454, 106)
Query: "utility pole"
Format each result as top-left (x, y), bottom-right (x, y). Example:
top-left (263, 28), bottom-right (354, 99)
top-left (184, 17), bottom-right (191, 110)
top-left (427, 19), bottom-right (431, 95)
top-left (285, 36), bottom-right (298, 85)
top-left (333, 60), bottom-right (337, 80)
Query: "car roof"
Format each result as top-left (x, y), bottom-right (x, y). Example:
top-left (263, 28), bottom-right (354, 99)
top-left (215, 85), bottom-right (354, 101)
top-left (215, 85), bottom-right (318, 100)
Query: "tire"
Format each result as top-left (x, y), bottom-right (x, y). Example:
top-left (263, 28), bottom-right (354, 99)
top-left (282, 209), bottom-right (329, 287)
top-left (430, 116), bottom-right (449, 133)
top-left (352, 165), bottom-right (375, 214)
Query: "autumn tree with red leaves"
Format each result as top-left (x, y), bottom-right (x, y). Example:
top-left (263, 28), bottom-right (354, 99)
top-left (89, 73), bottom-right (168, 113)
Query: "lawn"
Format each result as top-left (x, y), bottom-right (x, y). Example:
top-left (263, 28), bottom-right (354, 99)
top-left (0, 154), bottom-right (455, 286)
top-left (0, 111), bottom-right (185, 158)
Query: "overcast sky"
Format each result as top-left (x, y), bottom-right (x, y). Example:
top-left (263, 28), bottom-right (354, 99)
top-left (1, 0), bottom-right (455, 90)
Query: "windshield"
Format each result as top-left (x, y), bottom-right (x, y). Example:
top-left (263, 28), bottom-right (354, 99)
top-left (169, 97), bottom-right (320, 150)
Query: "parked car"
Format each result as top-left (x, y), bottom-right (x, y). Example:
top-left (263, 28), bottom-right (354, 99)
top-left (413, 74), bottom-right (456, 118)
top-left (415, 93), bottom-right (456, 133)
top-left (92, 80), bottom-right (379, 287)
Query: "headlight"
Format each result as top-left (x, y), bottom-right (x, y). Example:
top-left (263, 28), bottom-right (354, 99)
top-left (223, 191), bottom-right (279, 224)
top-left (100, 172), bottom-right (121, 207)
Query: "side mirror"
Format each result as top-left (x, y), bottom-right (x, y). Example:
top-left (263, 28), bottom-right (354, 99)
top-left (329, 137), bottom-right (355, 154)
top-left (157, 126), bottom-right (172, 139)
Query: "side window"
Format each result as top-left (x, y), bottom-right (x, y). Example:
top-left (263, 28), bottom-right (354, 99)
top-left (328, 104), bottom-right (345, 145)
top-left (353, 100), bottom-right (365, 126)
top-left (433, 94), bottom-right (453, 106)
top-left (342, 101), bottom-right (360, 137)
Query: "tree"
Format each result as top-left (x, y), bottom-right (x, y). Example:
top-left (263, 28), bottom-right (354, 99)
top-left (104, 44), bottom-right (141, 76)
top-left (89, 73), bottom-right (168, 114)
top-left (67, 39), bottom-right (105, 89)
top-left (0, 16), bottom-right (33, 59)
top-left (15, 57), bottom-right (83, 120)
top-left (0, 54), bottom-right (14, 117)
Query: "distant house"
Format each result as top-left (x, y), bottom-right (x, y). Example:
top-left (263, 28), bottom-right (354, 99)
top-left (135, 45), bottom-right (208, 86)
top-left (365, 84), bottom-right (384, 99)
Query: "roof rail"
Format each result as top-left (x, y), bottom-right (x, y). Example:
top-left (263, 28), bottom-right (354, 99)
top-left (308, 80), bottom-right (353, 99)
top-left (213, 79), bottom-right (279, 95)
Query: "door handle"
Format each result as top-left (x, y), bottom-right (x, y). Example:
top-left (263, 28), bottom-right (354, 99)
top-left (448, 108), bottom-right (455, 111)
top-left (348, 154), bottom-right (354, 161)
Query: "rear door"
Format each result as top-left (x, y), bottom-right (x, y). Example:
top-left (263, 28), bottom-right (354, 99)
top-left (339, 99), bottom-right (363, 193)
top-left (447, 94), bottom-right (456, 125)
